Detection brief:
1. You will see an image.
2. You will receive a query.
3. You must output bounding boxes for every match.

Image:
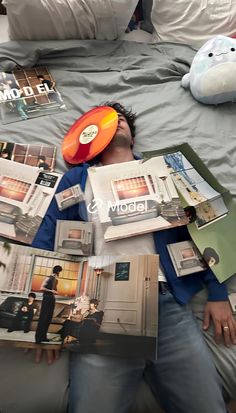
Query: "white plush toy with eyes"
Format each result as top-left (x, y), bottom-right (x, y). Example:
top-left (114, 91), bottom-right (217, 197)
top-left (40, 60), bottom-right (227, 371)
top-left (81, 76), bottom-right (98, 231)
top-left (182, 35), bottom-right (236, 104)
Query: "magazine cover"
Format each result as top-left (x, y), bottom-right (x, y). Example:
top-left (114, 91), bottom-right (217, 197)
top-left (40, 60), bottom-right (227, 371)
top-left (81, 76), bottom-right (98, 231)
top-left (167, 240), bottom-right (207, 277)
top-left (54, 220), bottom-right (93, 256)
top-left (0, 140), bottom-right (57, 171)
top-left (0, 158), bottom-right (61, 244)
top-left (88, 158), bottom-right (188, 242)
top-left (142, 143), bottom-right (236, 283)
top-left (0, 67), bottom-right (66, 124)
top-left (0, 243), bottom-right (159, 358)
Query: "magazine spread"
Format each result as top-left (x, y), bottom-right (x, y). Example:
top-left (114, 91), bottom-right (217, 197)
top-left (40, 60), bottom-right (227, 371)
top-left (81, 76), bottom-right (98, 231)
top-left (0, 242), bottom-right (159, 359)
top-left (88, 158), bottom-right (188, 242)
top-left (142, 144), bottom-right (236, 283)
top-left (54, 220), bottom-right (93, 256)
top-left (0, 158), bottom-right (61, 244)
top-left (0, 67), bottom-right (66, 124)
top-left (0, 140), bottom-right (57, 171)
top-left (167, 240), bottom-right (207, 277)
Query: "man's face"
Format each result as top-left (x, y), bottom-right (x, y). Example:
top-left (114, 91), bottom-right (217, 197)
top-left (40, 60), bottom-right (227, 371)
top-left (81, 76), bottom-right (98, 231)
top-left (111, 114), bottom-right (134, 148)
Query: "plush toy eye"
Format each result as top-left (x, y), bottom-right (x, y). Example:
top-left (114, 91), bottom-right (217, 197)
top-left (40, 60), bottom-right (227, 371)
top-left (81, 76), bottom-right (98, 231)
top-left (208, 52), bottom-right (213, 57)
top-left (231, 48), bottom-right (235, 52)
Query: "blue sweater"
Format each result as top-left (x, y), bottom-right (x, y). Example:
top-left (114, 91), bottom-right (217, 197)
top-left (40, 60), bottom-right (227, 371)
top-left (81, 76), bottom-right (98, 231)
top-left (32, 164), bottom-right (228, 305)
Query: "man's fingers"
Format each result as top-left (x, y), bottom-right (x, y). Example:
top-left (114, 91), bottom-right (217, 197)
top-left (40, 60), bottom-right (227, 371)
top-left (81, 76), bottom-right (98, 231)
top-left (214, 320), bottom-right (222, 344)
top-left (46, 349), bottom-right (61, 364)
top-left (35, 347), bottom-right (43, 363)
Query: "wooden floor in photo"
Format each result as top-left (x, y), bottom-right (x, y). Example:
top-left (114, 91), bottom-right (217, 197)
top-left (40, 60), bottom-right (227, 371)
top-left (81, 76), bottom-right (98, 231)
top-left (0, 327), bottom-right (61, 350)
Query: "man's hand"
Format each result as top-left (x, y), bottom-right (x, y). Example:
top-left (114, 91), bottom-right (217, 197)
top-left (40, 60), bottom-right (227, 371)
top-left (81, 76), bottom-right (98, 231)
top-left (24, 347), bottom-right (61, 364)
top-left (203, 301), bottom-right (236, 347)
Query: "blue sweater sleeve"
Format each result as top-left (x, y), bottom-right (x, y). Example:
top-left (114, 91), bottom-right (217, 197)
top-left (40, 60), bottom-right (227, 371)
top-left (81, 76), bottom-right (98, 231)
top-left (32, 166), bottom-right (88, 251)
top-left (198, 268), bottom-right (228, 301)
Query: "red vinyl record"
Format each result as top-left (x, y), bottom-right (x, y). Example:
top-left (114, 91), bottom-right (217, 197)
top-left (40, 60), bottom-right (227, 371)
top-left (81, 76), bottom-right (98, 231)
top-left (62, 106), bottom-right (118, 164)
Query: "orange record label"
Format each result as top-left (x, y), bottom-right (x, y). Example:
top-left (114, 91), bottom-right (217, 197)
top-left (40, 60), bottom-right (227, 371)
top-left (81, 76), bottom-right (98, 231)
top-left (62, 106), bottom-right (118, 164)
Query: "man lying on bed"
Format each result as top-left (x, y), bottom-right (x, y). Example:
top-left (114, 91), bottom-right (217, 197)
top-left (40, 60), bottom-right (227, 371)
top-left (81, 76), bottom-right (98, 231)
top-left (32, 102), bottom-right (235, 413)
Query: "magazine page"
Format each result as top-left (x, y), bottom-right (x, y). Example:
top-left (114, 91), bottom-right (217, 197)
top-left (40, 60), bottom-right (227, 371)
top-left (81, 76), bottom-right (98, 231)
top-left (0, 67), bottom-right (66, 124)
top-left (0, 243), bottom-right (159, 359)
top-left (142, 144), bottom-right (236, 283)
top-left (62, 254), bottom-right (159, 359)
top-left (143, 143), bottom-right (229, 225)
top-left (0, 140), bottom-right (57, 171)
top-left (88, 158), bottom-right (188, 242)
top-left (0, 158), bottom-right (61, 244)
top-left (54, 220), bottom-right (93, 256)
top-left (167, 240), bottom-right (207, 277)
top-left (0, 242), bottom-right (81, 349)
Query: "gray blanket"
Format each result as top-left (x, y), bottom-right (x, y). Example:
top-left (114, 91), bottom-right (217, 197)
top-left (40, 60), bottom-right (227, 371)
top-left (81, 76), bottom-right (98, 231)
top-left (0, 39), bottom-right (235, 200)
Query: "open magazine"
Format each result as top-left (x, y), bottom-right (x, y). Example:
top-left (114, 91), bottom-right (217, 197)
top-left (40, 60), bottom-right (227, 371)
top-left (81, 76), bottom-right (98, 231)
top-left (142, 143), bottom-right (235, 283)
top-left (0, 158), bottom-right (61, 244)
top-left (0, 242), bottom-right (159, 359)
top-left (0, 67), bottom-right (66, 124)
top-left (88, 158), bottom-right (188, 242)
top-left (0, 140), bottom-right (57, 171)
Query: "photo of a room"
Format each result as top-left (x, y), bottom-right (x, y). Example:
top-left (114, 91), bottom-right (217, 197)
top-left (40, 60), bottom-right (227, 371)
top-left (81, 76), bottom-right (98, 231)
top-left (0, 243), bottom-right (158, 358)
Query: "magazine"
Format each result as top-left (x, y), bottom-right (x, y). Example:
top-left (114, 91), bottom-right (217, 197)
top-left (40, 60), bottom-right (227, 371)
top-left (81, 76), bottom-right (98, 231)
top-left (0, 158), bottom-right (61, 244)
top-left (142, 143), bottom-right (236, 283)
top-left (0, 67), bottom-right (66, 124)
top-left (167, 240), bottom-right (207, 277)
top-left (0, 140), bottom-right (57, 171)
top-left (54, 220), bottom-right (93, 256)
top-left (0, 242), bottom-right (159, 358)
top-left (143, 145), bottom-right (228, 228)
top-left (88, 158), bottom-right (188, 242)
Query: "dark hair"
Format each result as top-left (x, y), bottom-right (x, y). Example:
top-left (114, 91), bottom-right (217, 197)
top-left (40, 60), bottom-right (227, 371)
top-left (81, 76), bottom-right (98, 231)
top-left (90, 298), bottom-right (99, 307)
top-left (102, 101), bottom-right (137, 138)
top-left (53, 265), bottom-right (63, 274)
top-left (184, 206), bottom-right (196, 223)
top-left (37, 75), bottom-right (44, 79)
top-left (203, 247), bottom-right (219, 265)
top-left (28, 292), bottom-right (36, 299)
top-left (38, 155), bottom-right (46, 161)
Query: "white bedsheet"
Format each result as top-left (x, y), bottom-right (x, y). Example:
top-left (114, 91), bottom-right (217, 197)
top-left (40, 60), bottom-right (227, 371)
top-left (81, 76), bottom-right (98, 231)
top-left (0, 15), bottom-right (9, 43)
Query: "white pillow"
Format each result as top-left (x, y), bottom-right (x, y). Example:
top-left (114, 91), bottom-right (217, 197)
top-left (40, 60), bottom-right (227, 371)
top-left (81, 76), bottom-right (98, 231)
top-left (3, 0), bottom-right (138, 41)
top-left (151, 0), bottom-right (236, 48)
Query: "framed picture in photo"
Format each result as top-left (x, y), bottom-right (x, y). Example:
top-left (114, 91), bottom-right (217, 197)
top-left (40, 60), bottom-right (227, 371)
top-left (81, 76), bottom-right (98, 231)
top-left (114, 262), bottom-right (130, 281)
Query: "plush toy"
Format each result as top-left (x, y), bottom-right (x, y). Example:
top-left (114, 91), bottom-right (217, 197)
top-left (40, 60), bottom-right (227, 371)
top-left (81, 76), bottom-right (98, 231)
top-left (181, 35), bottom-right (236, 104)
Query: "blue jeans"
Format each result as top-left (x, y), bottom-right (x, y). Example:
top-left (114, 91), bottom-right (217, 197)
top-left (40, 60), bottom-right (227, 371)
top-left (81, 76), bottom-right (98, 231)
top-left (69, 291), bottom-right (227, 413)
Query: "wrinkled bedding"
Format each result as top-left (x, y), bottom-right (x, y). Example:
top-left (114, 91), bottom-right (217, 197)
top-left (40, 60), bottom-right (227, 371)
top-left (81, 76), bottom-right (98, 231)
top-left (0, 39), bottom-right (235, 200)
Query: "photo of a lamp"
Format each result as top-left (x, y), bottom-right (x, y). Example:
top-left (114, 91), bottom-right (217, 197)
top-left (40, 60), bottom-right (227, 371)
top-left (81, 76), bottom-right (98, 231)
top-left (94, 267), bottom-right (104, 299)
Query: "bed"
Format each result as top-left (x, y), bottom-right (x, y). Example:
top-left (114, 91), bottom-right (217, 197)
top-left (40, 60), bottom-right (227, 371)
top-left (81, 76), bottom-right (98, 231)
top-left (0, 1), bottom-right (236, 412)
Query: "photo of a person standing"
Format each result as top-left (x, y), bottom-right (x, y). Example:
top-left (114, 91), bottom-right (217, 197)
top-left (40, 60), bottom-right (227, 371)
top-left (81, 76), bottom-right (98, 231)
top-left (35, 265), bottom-right (62, 344)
